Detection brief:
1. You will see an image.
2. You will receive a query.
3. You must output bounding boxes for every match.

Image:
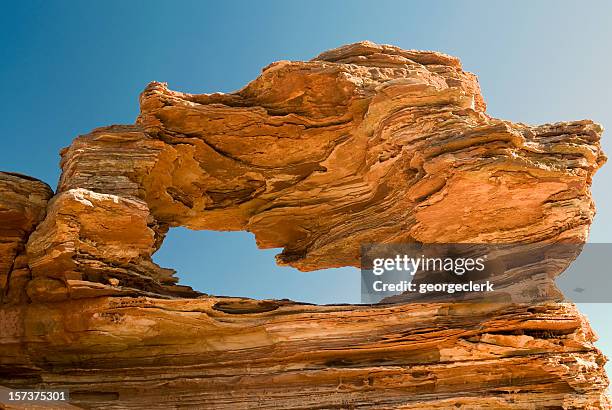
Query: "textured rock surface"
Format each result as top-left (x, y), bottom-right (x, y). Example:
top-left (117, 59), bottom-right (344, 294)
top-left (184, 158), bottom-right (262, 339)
top-left (56, 42), bottom-right (605, 276)
top-left (26, 188), bottom-right (196, 301)
top-left (0, 42), bottom-right (609, 408)
top-left (1, 299), bottom-right (608, 409)
top-left (0, 172), bottom-right (53, 304)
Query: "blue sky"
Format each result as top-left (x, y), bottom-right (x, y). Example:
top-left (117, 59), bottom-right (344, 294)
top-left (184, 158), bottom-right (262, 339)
top-left (2, 0), bottom-right (611, 367)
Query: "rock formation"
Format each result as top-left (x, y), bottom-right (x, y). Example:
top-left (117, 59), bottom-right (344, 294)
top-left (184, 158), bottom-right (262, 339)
top-left (0, 41), bottom-right (608, 408)
top-left (0, 173), bottom-right (53, 305)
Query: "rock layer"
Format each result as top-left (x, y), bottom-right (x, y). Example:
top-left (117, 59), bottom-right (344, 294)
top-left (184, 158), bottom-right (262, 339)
top-left (0, 42), bottom-right (609, 409)
top-left (1, 299), bottom-right (608, 409)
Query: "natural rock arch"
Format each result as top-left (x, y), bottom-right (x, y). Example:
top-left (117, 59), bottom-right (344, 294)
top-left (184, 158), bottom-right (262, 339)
top-left (1, 42), bottom-right (609, 408)
top-left (23, 41), bottom-right (605, 302)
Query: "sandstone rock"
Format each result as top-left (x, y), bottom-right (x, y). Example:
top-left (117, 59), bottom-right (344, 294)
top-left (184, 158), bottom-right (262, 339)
top-left (55, 43), bottom-right (605, 276)
top-left (25, 188), bottom-right (195, 301)
top-left (0, 42), bottom-right (609, 408)
top-left (1, 298), bottom-right (608, 409)
top-left (0, 172), bottom-right (53, 304)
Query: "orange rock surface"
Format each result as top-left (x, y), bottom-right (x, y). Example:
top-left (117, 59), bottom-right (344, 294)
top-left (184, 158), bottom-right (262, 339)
top-left (0, 42), bottom-right (608, 409)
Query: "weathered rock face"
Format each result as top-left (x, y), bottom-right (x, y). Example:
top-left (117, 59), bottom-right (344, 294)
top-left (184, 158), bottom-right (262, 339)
top-left (1, 299), bottom-right (608, 409)
top-left (26, 188), bottom-right (195, 301)
top-left (0, 173), bottom-right (53, 304)
top-left (0, 41), bottom-right (609, 409)
top-left (57, 42), bottom-right (605, 276)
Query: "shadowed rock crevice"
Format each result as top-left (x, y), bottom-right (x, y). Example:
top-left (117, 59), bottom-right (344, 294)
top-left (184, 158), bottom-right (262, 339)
top-left (0, 172), bottom-right (53, 304)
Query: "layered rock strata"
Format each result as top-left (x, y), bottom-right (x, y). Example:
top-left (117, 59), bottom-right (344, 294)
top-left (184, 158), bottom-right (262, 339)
top-left (0, 41), bottom-right (608, 409)
top-left (1, 298), bottom-right (608, 409)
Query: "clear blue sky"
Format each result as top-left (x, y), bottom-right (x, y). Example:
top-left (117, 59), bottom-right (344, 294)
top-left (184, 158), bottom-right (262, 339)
top-left (2, 0), bottom-right (611, 367)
